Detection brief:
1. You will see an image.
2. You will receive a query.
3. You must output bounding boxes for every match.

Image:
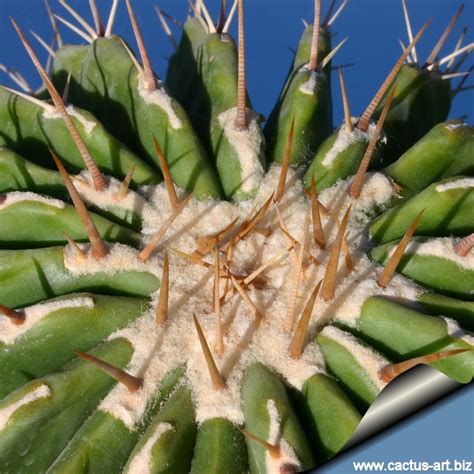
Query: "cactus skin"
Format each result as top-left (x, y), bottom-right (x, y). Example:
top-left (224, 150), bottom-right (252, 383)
top-left (264, 26), bottom-right (333, 166)
top-left (369, 177), bottom-right (474, 243)
top-left (316, 330), bottom-right (388, 411)
top-left (0, 2), bottom-right (473, 474)
top-left (0, 247), bottom-right (159, 309)
top-left (375, 65), bottom-right (452, 163)
top-left (242, 363), bottom-right (315, 473)
top-left (358, 297), bottom-right (474, 384)
top-left (0, 148), bottom-right (65, 198)
top-left (419, 292), bottom-right (474, 331)
top-left (0, 294), bottom-right (147, 399)
top-left (166, 17), bottom-right (208, 112)
top-left (50, 368), bottom-right (184, 474)
top-left (190, 418), bottom-right (249, 474)
top-left (385, 121), bottom-right (474, 197)
top-left (52, 36), bottom-right (223, 199)
top-left (0, 198), bottom-right (141, 248)
top-left (0, 88), bottom-right (159, 187)
top-left (370, 237), bottom-right (474, 298)
top-left (303, 126), bottom-right (385, 192)
top-left (0, 339), bottom-right (134, 473)
top-left (169, 29), bottom-right (265, 200)
top-left (265, 68), bottom-right (332, 166)
top-left (51, 44), bottom-right (88, 100)
top-left (49, 410), bottom-right (138, 474)
top-left (300, 374), bottom-right (361, 462)
top-left (126, 386), bottom-right (197, 473)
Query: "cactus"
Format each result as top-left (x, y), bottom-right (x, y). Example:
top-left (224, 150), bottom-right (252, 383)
top-left (0, 1), bottom-right (473, 473)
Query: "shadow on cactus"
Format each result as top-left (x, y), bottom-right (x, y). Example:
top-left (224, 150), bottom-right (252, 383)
top-left (0, 0), bottom-right (473, 473)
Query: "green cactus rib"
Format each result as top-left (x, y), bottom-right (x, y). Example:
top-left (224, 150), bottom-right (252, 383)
top-left (50, 44), bottom-right (88, 101)
top-left (166, 17), bottom-right (209, 113)
top-left (167, 15), bottom-right (266, 200)
top-left (183, 32), bottom-right (241, 142)
top-left (358, 297), bottom-right (474, 384)
top-left (124, 386), bottom-right (197, 473)
top-left (303, 124), bottom-right (385, 192)
top-left (0, 247), bottom-right (159, 308)
top-left (385, 121), bottom-right (474, 197)
top-left (241, 363), bottom-right (314, 473)
top-left (419, 292), bottom-right (474, 331)
top-left (0, 293), bottom-right (147, 399)
top-left (300, 374), bottom-right (361, 462)
top-left (316, 328), bottom-right (388, 411)
top-left (49, 367), bottom-right (184, 474)
top-left (374, 65), bottom-right (452, 163)
top-left (0, 148), bottom-right (145, 229)
top-left (52, 35), bottom-right (223, 200)
top-left (369, 177), bottom-right (474, 243)
top-left (0, 338), bottom-right (133, 473)
top-left (0, 1), bottom-right (473, 473)
top-left (368, 3), bottom-right (463, 164)
top-left (193, 32), bottom-right (266, 200)
top-left (264, 22), bottom-right (333, 166)
top-left (265, 67), bottom-right (332, 166)
top-left (370, 237), bottom-right (474, 299)
top-left (190, 418), bottom-right (249, 474)
top-left (49, 411), bottom-right (138, 474)
top-left (0, 196), bottom-right (141, 248)
top-left (0, 148), bottom-right (65, 198)
top-left (0, 88), bottom-right (159, 187)
top-left (292, 23), bottom-right (332, 73)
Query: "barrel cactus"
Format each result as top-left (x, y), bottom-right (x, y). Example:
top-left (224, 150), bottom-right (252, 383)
top-left (0, 0), bottom-right (472, 472)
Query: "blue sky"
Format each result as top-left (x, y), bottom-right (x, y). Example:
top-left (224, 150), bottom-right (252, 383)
top-left (0, 0), bottom-right (472, 125)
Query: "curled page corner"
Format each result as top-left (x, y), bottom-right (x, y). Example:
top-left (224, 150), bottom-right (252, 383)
top-left (320, 365), bottom-right (462, 469)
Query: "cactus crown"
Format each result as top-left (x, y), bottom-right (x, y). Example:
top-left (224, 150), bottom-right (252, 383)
top-left (0, 1), bottom-right (472, 473)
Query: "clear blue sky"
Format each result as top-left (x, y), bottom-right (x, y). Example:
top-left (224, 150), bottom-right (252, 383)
top-left (0, 0), bottom-right (472, 125)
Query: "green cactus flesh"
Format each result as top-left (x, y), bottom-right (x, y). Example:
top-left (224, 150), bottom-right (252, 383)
top-left (0, 1), bottom-right (473, 473)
